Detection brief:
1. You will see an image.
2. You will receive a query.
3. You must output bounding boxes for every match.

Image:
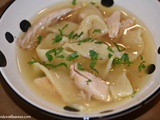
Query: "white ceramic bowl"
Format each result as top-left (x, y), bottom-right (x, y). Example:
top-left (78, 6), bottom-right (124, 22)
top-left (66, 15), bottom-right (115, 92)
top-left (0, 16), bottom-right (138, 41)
top-left (0, 0), bottom-right (160, 119)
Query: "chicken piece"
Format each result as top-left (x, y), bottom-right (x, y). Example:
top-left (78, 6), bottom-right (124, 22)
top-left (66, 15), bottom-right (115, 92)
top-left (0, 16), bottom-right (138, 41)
top-left (106, 11), bottom-right (121, 38)
top-left (70, 63), bottom-right (112, 102)
top-left (120, 18), bottom-right (135, 35)
top-left (17, 8), bottom-right (73, 50)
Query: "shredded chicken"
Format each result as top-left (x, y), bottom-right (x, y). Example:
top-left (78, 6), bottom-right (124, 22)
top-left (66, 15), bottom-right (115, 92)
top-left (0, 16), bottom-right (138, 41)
top-left (106, 11), bottom-right (121, 38)
top-left (70, 63), bottom-right (112, 102)
top-left (119, 18), bottom-right (135, 35)
top-left (17, 8), bottom-right (73, 50)
top-left (121, 18), bottom-right (135, 30)
top-left (106, 11), bottom-right (134, 38)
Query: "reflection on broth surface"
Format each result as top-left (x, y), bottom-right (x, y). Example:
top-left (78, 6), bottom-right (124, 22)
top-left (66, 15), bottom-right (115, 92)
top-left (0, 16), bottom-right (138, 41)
top-left (17, 0), bottom-right (155, 113)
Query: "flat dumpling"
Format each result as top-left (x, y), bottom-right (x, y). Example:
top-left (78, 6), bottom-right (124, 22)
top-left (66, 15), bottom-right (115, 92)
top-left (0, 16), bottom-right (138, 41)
top-left (36, 48), bottom-right (71, 64)
top-left (78, 5), bottom-right (103, 20)
top-left (75, 15), bottom-right (108, 40)
top-left (63, 41), bottom-right (109, 60)
top-left (34, 77), bottom-right (55, 94)
top-left (33, 63), bottom-right (82, 103)
top-left (47, 21), bottom-right (78, 36)
top-left (107, 65), bottom-right (134, 99)
top-left (123, 29), bottom-right (144, 62)
top-left (37, 34), bottom-right (55, 49)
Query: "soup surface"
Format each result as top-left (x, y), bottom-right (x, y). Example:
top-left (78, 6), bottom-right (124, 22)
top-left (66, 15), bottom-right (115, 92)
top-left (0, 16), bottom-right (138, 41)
top-left (17, 0), bottom-right (156, 113)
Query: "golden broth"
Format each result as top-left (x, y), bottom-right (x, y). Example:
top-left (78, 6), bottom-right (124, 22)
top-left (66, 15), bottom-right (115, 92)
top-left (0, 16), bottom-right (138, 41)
top-left (17, 1), bottom-right (156, 113)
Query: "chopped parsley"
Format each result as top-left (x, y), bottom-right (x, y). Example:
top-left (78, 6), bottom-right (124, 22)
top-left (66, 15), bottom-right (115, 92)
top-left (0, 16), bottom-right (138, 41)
top-left (89, 50), bottom-right (99, 73)
top-left (62, 24), bottom-right (69, 30)
top-left (95, 41), bottom-right (103, 44)
top-left (113, 58), bottom-right (122, 65)
top-left (45, 47), bottom-right (64, 62)
top-left (53, 35), bottom-right (62, 43)
top-left (89, 50), bottom-right (98, 60)
top-left (77, 63), bottom-right (84, 70)
top-left (28, 57), bottom-right (38, 65)
top-left (68, 31), bottom-right (74, 39)
top-left (72, 0), bottom-right (76, 5)
top-left (120, 53), bottom-right (132, 66)
top-left (58, 29), bottom-right (63, 36)
top-left (93, 29), bottom-right (102, 34)
top-left (37, 35), bottom-right (42, 44)
top-left (138, 55), bottom-right (146, 72)
top-left (113, 41), bottom-right (125, 52)
top-left (45, 63), bottom-right (67, 69)
top-left (66, 51), bottom-right (79, 61)
top-left (108, 53), bottom-right (113, 59)
top-left (78, 38), bottom-right (92, 43)
top-left (72, 32), bottom-right (84, 40)
top-left (53, 24), bottom-right (69, 43)
top-left (45, 49), bottom-right (56, 62)
top-left (113, 53), bottom-right (132, 66)
top-left (107, 46), bottom-right (114, 53)
top-left (86, 79), bottom-right (92, 85)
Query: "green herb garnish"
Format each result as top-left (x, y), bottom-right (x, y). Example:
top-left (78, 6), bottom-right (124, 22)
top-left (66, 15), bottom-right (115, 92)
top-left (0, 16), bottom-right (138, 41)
top-left (89, 50), bottom-right (98, 60)
top-left (72, 32), bottom-right (84, 39)
top-left (28, 57), bottom-right (38, 65)
top-left (66, 51), bottom-right (79, 61)
top-left (86, 79), bottom-right (92, 85)
top-left (45, 63), bottom-right (67, 69)
top-left (37, 36), bottom-right (42, 44)
top-left (68, 31), bottom-right (74, 39)
top-left (107, 46), bottom-right (114, 53)
top-left (120, 53), bottom-right (132, 66)
top-left (95, 41), bottom-right (103, 44)
top-left (72, 0), bottom-right (76, 5)
top-left (108, 53), bottom-right (113, 59)
top-left (113, 41), bottom-right (125, 52)
top-left (45, 49), bottom-right (56, 62)
top-left (78, 38), bottom-right (92, 43)
top-left (138, 55), bottom-right (146, 72)
top-left (113, 53), bottom-right (132, 66)
top-left (77, 63), bottom-right (84, 70)
top-left (53, 35), bottom-right (62, 43)
top-left (45, 47), bottom-right (64, 62)
top-left (93, 29), bottom-right (101, 34)
top-left (62, 24), bottom-right (69, 30)
top-left (89, 50), bottom-right (99, 73)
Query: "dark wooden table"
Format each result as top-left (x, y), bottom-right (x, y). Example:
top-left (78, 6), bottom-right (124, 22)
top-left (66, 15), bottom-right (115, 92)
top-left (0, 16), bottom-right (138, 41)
top-left (0, 1), bottom-right (160, 120)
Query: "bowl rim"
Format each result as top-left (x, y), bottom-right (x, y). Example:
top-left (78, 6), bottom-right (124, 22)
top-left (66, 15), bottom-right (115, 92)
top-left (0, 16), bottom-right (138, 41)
top-left (0, 0), bottom-right (160, 119)
top-left (0, 71), bottom-right (160, 119)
